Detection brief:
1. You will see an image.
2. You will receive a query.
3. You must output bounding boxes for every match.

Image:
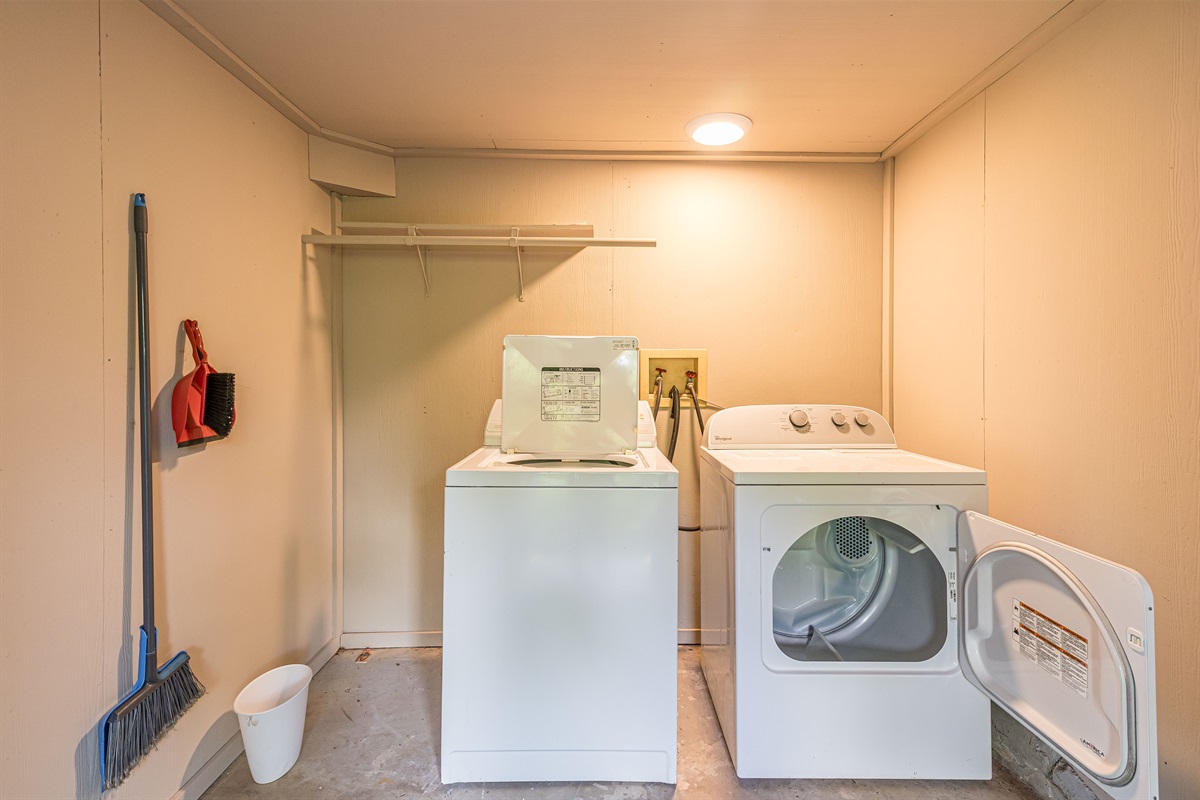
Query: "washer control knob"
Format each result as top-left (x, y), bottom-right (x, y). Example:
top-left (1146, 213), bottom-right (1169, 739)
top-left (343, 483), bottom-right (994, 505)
top-left (831, 411), bottom-right (847, 427)
top-left (854, 411), bottom-right (871, 427)
top-left (789, 410), bottom-right (810, 428)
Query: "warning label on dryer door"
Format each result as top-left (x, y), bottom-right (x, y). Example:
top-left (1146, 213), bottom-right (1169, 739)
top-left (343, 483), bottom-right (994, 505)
top-left (1012, 599), bottom-right (1089, 697)
top-left (540, 367), bottom-right (601, 421)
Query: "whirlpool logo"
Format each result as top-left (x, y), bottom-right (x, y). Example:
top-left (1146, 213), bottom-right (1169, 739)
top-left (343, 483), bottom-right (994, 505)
top-left (713, 435), bottom-right (733, 442)
top-left (1080, 738), bottom-right (1106, 758)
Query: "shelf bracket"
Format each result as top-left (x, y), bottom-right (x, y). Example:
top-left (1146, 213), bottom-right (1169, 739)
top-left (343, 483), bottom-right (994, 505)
top-left (511, 227), bottom-right (525, 302)
top-left (410, 226), bottom-right (431, 296)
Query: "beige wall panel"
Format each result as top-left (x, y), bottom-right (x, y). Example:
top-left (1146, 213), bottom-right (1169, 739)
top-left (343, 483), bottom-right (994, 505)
top-left (94, 3), bottom-right (335, 797)
top-left (0, 2), bottom-right (104, 797)
top-left (611, 162), bottom-right (884, 410)
top-left (982, 3), bottom-right (1198, 795)
top-left (892, 97), bottom-right (986, 468)
top-left (2, 1), bottom-right (335, 797)
top-left (612, 161), bottom-right (883, 631)
top-left (342, 159), bottom-right (616, 635)
top-left (894, 2), bottom-right (1199, 796)
top-left (342, 158), bottom-right (882, 638)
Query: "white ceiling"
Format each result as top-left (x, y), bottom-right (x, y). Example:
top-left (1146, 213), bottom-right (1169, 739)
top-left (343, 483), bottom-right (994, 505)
top-left (160, 0), bottom-right (1085, 160)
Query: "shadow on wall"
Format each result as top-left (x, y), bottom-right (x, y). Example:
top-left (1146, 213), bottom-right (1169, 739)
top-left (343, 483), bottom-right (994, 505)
top-left (183, 711), bottom-right (242, 793)
top-left (73, 724), bottom-right (100, 800)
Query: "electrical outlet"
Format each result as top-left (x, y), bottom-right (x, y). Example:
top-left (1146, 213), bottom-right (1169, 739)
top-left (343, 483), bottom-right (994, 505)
top-left (640, 348), bottom-right (708, 407)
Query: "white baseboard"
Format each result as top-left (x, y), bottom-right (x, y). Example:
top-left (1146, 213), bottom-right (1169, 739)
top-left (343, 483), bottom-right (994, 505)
top-left (339, 629), bottom-right (700, 649)
top-left (170, 635), bottom-right (341, 800)
top-left (307, 633), bottom-right (341, 672)
top-left (171, 730), bottom-right (243, 800)
top-left (340, 630), bottom-right (443, 649)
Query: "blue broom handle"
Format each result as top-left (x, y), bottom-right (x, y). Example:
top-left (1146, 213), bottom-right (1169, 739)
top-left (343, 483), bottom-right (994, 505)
top-left (133, 194), bottom-right (157, 679)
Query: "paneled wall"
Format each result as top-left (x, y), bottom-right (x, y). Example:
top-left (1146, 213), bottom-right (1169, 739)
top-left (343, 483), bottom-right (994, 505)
top-left (893, 2), bottom-right (1199, 797)
top-left (0, 3), bottom-right (335, 798)
top-left (341, 159), bottom-right (884, 643)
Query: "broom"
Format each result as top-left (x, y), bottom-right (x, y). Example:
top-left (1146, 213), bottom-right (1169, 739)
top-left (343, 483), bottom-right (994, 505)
top-left (100, 194), bottom-right (205, 790)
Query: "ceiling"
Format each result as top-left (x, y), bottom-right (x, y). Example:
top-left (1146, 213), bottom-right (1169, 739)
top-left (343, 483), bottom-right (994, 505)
top-left (158, 0), bottom-right (1087, 161)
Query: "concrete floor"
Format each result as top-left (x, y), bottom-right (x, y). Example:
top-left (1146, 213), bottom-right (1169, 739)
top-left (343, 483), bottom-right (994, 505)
top-left (203, 647), bottom-right (1041, 800)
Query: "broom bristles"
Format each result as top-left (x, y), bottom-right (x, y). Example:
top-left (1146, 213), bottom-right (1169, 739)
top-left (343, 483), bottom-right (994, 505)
top-left (202, 372), bottom-right (235, 438)
top-left (102, 657), bottom-right (205, 790)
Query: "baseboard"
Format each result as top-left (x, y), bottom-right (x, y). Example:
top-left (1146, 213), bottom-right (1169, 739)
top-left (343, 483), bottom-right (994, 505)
top-left (339, 629), bottom-right (700, 649)
top-left (171, 731), bottom-right (243, 800)
top-left (170, 635), bottom-right (341, 800)
top-left (307, 633), bottom-right (341, 672)
top-left (340, 630), bottom-right (443, 648)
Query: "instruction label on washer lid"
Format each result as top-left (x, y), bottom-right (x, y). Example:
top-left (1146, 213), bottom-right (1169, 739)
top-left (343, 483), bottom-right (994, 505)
top-left (541, 367), bottom-right (601, 421)
top-left (611, 338), bottom-right (637, 351)
top-left (1012, 599), bottom-right (1088, 697)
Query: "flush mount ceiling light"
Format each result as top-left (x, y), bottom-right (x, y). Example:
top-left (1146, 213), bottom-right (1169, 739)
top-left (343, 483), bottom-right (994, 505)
top-left (686, 113), bottom-right (752, 146)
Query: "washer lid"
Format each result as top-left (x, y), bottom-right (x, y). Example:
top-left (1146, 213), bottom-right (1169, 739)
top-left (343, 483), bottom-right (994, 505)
top-left (446, 445), bottom-right (678, 488)
top-left (501, 335), bottom-right (640, 454)
top-left (959, 512), bottom-right (1157, 800)
top-left (699, 446), bottom-right (985, 485)
top-left (484, 399), bottom-right (659, 449)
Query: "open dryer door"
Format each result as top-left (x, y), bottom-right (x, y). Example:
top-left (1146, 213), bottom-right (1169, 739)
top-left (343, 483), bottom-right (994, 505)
top-left (958, 512), bottom-right (1158, 800)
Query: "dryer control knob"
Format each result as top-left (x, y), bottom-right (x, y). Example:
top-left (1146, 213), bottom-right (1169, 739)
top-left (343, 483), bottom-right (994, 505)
top-left (831, 412), bottom-right (847, 426)
top-left (789, 410), bottom-right (810, 428)
top-left (854, 411), bottom-right (871, 427)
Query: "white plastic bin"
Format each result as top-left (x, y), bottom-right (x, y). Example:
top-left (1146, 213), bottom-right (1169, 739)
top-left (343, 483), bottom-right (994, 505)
top-left (234, 663), bottom-right (313, 784)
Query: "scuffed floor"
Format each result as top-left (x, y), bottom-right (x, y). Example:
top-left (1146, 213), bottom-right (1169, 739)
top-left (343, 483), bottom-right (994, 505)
top-left (203, 647), bottom-right (1039, 800)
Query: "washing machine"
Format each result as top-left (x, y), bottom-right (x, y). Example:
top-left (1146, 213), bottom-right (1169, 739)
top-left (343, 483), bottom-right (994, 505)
top-left (441, 335), bottom-right (679, 785)
top-left (698, 404), bottom-right (1157, 799)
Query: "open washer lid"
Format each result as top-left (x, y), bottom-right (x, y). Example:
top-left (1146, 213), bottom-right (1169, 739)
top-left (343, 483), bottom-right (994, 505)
top-left (445, 445), bottom-right (677, 488)
top-left (501, 335), bottom-right (639, 455)
top-left (958, 512), bottom-right (1158, 800)
top-left (485, 399), bottom-right (660, 449)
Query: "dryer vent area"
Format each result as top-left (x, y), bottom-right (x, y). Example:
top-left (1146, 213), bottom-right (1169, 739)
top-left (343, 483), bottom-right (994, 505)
top-left (772, 515), bottom-right (947, 662)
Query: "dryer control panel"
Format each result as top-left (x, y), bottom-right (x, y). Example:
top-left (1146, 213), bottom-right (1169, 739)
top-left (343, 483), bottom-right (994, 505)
top-left (705, 405), bottom-right (895, 449)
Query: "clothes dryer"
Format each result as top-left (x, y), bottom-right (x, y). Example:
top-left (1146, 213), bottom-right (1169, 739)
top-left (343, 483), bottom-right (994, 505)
top-left (698, 405), bottom-right (1157, 799)
top-left (441, 336), bottom-right (679, 784)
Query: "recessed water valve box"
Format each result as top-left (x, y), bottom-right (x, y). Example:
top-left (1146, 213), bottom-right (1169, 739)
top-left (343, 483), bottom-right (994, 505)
top-left (639, 348), bottom-right (708, 408)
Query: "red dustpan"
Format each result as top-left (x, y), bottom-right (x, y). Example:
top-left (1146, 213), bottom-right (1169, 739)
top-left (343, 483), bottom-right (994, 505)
top-left (171, 319), bottom-right (235, 446)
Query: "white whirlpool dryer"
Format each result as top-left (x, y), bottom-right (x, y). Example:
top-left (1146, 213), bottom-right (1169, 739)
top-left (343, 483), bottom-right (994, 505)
top-left (698, 404), bottom-right (1157, 799)
top-left (442, 336), bottom-right (679, 785)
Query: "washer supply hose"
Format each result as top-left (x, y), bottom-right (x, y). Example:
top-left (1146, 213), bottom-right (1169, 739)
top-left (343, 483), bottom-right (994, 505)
top-left (685, 374), bottom-right (705, 435)
top-left (652, 372), bottom-right (665, 419)
top-left (667, 385), bottom-right (681, 462)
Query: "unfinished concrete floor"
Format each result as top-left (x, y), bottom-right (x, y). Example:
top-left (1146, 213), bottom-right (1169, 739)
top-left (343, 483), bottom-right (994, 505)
top-left (203, 647), bottom-right (1041, 800)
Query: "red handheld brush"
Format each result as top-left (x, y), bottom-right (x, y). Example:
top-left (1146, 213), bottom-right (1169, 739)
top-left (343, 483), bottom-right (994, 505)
top-left (171, 319), bottom-right (235, 446)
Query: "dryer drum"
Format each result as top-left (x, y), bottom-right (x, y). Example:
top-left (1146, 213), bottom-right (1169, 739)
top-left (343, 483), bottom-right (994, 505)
top-left (771, 515), bottom-right (949, 663)
top-left (772, 518), bottom-right (886, 641)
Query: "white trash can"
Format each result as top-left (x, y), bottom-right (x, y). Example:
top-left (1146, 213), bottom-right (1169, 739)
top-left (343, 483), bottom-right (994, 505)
top-left (234, 663), bottom-right (313, 784)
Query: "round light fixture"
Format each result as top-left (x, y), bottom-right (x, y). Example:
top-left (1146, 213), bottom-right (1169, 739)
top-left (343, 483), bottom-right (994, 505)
top-left (686, 113), bottom-right (752, 146)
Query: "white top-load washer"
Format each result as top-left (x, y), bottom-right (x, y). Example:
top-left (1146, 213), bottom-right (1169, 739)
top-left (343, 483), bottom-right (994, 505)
top-left (442, 336), bottom-right (679, 785)
top-left (698, 405), bottom-right (1157, 799)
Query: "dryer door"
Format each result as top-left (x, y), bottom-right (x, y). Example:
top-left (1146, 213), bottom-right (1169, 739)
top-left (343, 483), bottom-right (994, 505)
top-left (958, 512), bottom-right (1157, 800)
